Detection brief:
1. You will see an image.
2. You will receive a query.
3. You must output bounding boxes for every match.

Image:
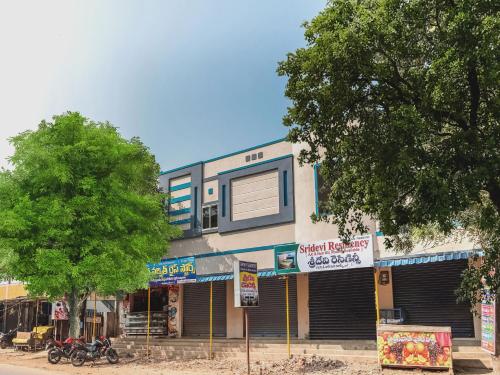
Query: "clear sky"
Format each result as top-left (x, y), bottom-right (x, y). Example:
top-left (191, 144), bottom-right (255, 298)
top-left (0, 1), bottom-right (325, 171)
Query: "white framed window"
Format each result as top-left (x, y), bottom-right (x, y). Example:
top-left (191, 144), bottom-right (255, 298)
top-left (202, 204), bottom-right (218, 230)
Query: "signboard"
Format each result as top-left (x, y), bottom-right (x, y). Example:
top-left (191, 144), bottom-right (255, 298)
top-left (481, 289), bottom-right (496, 354)
top-left (274, 235), bottom-right (374, 275)
top-left (148, 256), bottom-right (196, 286)
top-left (377, 329), bottom-right (452, 368)
top-left (234, 261), bottom-right (259, 308)
top-left (52, 300), bottom-right (69, 320)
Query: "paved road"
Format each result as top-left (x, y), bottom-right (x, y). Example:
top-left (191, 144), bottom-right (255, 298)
top-left (0, 364), bottom-right (55, 375)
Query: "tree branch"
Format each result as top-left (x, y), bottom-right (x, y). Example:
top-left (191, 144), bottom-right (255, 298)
top-left (467, 61), bottom-right (480, 128)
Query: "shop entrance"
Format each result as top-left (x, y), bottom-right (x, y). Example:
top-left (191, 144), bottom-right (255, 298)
top-left (392, 260), bottom-right (474, 338)
top-left (131, 288), bottom-right (168, 313)
top-left (309, 268), bottom-right (376, 339)
top-left (183, 282), bottom-right (226, 337)
top-left (247, 276), bottom-right (298, 337)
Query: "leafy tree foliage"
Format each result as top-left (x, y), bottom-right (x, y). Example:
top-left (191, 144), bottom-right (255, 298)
top-left (0, 113), bottom-right (180, 336)
top-left (278, 0), bottom-right (499, 301)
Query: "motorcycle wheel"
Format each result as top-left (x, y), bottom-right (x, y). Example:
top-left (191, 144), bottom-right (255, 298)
top-left (47, 348), bottom-right (62, 364)
top-left (71, 350), bottom-right (86, 367)
top-left (106, 348), bottom-right (119, 364)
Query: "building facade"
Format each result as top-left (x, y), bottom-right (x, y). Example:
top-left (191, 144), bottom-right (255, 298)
top-left (122, 138), bottom-right (481, 341)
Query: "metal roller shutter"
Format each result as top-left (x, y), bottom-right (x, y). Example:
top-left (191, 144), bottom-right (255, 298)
top-left (183, 282), bottom-right (227, 337)
top-left (392, 260), bottom-right (474, 338)
top-left (247, 276), bottom-right (298, 337)
top-left (309, 268), bottom-right (376, 339)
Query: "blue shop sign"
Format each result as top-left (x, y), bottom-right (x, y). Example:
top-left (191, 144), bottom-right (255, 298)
top-left (148, 256), bottom-right (196, 285)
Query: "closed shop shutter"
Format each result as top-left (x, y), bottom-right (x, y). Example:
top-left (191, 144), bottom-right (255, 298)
top-left (247, 276), bottom-right (298, 337)
top-left (309, 268), bottom-right (376, 339)
top-left (392, 260), bottom-right (474, 338)
top-left (183, 282), bottom-right (227, 337)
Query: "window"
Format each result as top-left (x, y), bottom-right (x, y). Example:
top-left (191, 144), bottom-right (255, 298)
top-left (314, 164), bottom-right (332, 215)
top-left (202, 204), bottom-right (218, 230)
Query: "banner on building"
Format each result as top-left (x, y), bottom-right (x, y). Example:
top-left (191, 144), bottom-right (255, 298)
top-left (234, 261), bottom-right (259, 308)
top-left (274, 235), bottom-right (374, 275)
top-left (148, 256), bottom-right (196, 286)
top-left (52, 300), bottom-right (69, 320)
top-left (481, 289), bottom-right (496, 355)
top-left (377, 328), bottom-right (452, 368)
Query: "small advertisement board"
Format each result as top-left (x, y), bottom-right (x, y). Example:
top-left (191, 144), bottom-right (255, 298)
top-left (148, 256), bottom-right (196, 286)
top-left (377, 325), bottom-right (452, 369)
top-left (234, 261), bottom-right (259, 308)
top-left (275, 235), bottom-right (374, 275)
top-left (481, 289), bottom-right (496, 355)
top-left (52, 300), bottom-right (69, 320)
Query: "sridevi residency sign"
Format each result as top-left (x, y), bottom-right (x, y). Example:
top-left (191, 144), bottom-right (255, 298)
top-left (275, 235), bottom-right (374, 275)
top-left (148, 256), bottom-right (196, 286)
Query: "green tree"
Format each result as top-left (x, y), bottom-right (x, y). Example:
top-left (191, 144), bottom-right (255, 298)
top-left (0, 112), bottom-right (180, 337)
top-left (278, 0), bottom-right (499, 300)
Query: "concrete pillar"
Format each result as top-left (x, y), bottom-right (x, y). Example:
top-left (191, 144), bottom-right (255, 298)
top-left (226, 280), bottom-right (243, 338)
top-left (296, 273), bottom-right (309, 339)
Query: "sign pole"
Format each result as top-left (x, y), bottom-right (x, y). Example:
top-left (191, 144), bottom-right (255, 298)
top-left (209, 281), bottom-right (213, 360)
top-left (374, 268), bottom-right (380, 324)
top-left (245, 308), bottom-right (250, 375)
top-left (35, 299), bottom-right (39, 336)
top-left (285, 276), bottom-right (290, 359)
top-left (146, 286), bottom-right (151, 359)
top-left (92, 293), bottom-right (97, 340)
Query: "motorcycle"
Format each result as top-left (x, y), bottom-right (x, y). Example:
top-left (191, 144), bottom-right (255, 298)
top-left (0, 327), bottom-right (18, 349)
top-left (47, 336), bottom-right (84, 364)
top-left (71, 336), bottom-right (119, 366)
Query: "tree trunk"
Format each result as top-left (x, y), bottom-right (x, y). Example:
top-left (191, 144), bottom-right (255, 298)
top-left (67, 287), bottom-right (83, 338)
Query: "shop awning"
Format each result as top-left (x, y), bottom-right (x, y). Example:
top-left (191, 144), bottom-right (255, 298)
top-left (196, 269), bottom-right (276, 283)
top-left (374, 250), bottom-right (482, 268)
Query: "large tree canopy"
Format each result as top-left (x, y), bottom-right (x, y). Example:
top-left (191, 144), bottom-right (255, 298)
top-left (278, 0), bottom-right (499, 300)
top-left (0, 113), bottom-right (180, 336)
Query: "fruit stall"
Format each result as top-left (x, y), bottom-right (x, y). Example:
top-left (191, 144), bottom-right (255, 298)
top-left (377, 324), bottom-right (452, 370)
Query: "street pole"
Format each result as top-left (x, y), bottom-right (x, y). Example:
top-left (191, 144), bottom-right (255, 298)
top-left (209, 281), bottom-right (213, 360)
top-left (245, 308), bottom-right (250, 375)
top-left (92, 293), bottom-right (97, 340)
top-left (146, 286), bottom-right (151, 359)
top-left (285, 276), bottom-right (290, 359)
top-left (374, 268), bottom-right (380, 323)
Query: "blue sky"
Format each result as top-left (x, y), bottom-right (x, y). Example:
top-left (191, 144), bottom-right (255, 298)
top-left (0, 1), bottom-right (325, 170)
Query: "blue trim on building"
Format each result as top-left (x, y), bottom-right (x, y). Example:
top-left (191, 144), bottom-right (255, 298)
top-left (193, 186), bottom-right (198, 229)
top-left (375, 231), bottom-right (384, 237)
top-left (374, 250), bottom-right (482, 267)
top-left (171, 218), bottom-right (191, 226)
top-left (313, 163), bottom-right (320, 216)
top-left (169, 208), bottom-right (191, 216)
top-left (169, 182), bottom-right (191, 192)
top-left (218, 154), bottom-right (293, 176)
top-left (170, 195), bottom-right (191, 204)
top-left (204, 137), bottom-right (286, 164)
top-left (221, 185), bottom-right (226, 217)
top-left (208, 187), bottom-right (214, 195)
top-left (160, 137), bottom-right (287, 176)
top-left (160, 161), bottom-right (203, 176)
top-left (197, 269), bottom-right (276, 283)
top-left (194, 242), bottom-right (295, 259)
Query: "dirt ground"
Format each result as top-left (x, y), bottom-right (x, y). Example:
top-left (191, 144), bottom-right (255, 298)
top-left (0, 349), bottom-right (493, 375)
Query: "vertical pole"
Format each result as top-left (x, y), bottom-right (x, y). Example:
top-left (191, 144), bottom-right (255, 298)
top-left (286, 276), bottom-right (290, 359)
top-left (35, 300), bottom-right (39, 334)
top-left (245, 308), bottom-right (250, 375)
top-left (92, 293), bottom-right (97, 340)
top-left (209, 281), bottom-right (213, 360)
top-left (374, 268), bottom-right (380, 323)
top-left (146, 286), bottom-right (151, 359)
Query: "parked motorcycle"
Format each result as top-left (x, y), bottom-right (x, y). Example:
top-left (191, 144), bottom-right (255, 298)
top-left (71, 336), bottom-right (118, 366)
top-left (0, 327), bottom-right (18, 349)
top-left (47, 336), bottom-right (84, 364)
